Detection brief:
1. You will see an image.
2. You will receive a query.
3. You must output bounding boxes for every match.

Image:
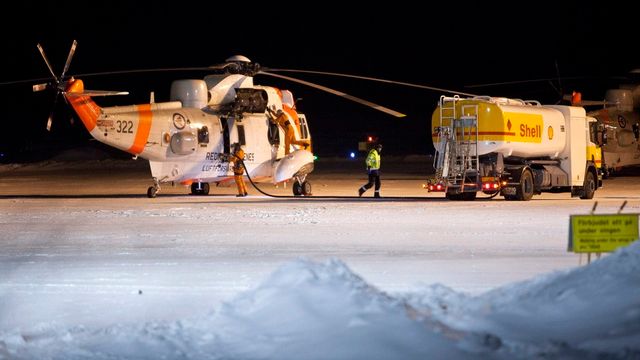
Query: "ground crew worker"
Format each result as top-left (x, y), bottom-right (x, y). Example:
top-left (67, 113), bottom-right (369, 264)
top-left (267, 107), bottom-right (310, 155)
top-left (358, 143), bottom-right (382, 198)
top-left (230, 143), bottom-right (248, 197)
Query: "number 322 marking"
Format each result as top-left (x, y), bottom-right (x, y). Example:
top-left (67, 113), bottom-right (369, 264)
top-left (116, 120), bottom-right (134, 133)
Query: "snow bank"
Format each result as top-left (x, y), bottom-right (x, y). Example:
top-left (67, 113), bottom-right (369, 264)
top-left (1, 242), bottom-right (639, 359)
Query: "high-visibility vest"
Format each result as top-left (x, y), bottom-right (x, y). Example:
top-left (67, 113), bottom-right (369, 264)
top-left (365, 149), bottom-right (380, 170)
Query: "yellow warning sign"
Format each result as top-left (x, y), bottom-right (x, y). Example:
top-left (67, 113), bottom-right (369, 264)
top-left (568, 214), bottom-right (639, 253)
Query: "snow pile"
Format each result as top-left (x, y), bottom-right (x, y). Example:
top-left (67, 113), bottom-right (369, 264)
top-left (406, 240), bottom-right (640, 358)
top-left (1, 242), bottom-right (639, 359)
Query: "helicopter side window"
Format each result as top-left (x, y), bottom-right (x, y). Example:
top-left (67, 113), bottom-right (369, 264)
top-left (237, 125), bottom-right (246, 146)
top-left (268, 120), bottom-right (280, 145)
top-left (299, 115), bottom-right (310, 140)
top-left (633, 123), bottom-right (639, 140)
top-left (221, 117), bottom-right (230, 154)
top-left (198, 126), bottom-right (209, 145)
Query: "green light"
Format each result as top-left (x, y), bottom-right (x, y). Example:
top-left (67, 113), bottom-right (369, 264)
top-left (313, 155), bottom-right (318, 161)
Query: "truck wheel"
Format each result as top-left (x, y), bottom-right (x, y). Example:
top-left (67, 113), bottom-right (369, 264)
top-left (516, 169), bottom-right (534, 201)
top-left (580, 171), bottom-right (596, 199)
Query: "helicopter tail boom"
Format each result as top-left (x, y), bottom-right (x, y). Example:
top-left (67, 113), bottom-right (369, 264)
top-left (65, 79), bottom-right (102, 132)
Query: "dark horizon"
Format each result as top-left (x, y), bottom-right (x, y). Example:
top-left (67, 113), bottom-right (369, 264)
top-left (2, 1), bottom-right (637, 161)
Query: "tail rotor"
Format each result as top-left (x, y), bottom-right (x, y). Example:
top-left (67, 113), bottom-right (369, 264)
top-left (33, 40), bottom-right (77, 131)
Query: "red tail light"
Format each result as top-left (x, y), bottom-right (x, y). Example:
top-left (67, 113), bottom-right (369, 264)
top-left (482, 181), bottom-right (500, 191)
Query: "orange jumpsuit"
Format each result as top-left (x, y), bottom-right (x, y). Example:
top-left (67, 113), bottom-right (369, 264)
top-left (231, 148), bottom-right (247, 196)
top-left (271, 109), bottom-right (310, 155)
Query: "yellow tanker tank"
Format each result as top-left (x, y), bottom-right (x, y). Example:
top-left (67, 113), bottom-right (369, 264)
top-left (432, 97), bottom-right (567, 158)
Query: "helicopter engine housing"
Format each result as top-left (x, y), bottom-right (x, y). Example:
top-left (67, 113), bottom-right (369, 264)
top-left (170, 80), bottom-right (208, 109)
top-left (605, 89), bottom-right (634, 111)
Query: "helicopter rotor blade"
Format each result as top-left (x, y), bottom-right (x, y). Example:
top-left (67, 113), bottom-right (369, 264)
top-left (60, 40), bottom-right (77, 81)
top-left (6, 62), bottom-right (234, 87)
top-left (73, 64), bottom-right (229, 78)
top-left (561, 93), bottom-right (608, 107)
top-left (0, 77), bottom-right (54, 87)
top-left (465, 77), bottom-right (588, 88)
top-left (65, 90), bottom-right (129, 97)
top-left (260, 71), bottom-right (406, 118)
top-left (463, 75), bottom-right (632, 89)
top-left (264, 68), bottom-right (477, 97)
top-left (32, 83), bottom-right (49, 92)
top-left (46, 113), bottom-right (53, 132)
top-left (46, 93), bottom-right (59, 131)
top-left (36, 43), bottom-right (58, 82)
top-left (554, 60), bottom-right (563, 98)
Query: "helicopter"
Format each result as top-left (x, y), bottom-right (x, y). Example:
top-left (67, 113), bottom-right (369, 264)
top-left (565, 86), bottom-right (640, 176)
top-left (24, 40), bottom-right (410, 198)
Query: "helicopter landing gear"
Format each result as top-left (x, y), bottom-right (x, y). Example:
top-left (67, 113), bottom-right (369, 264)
top-left (147, 178), bottom-right (161, 198)
top-left (292, 175), bottom-right (312, 196)
top-left (190, 181), bottom-right (210, 195)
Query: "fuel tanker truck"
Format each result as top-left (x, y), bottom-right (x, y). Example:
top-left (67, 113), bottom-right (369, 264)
top-left (428, 95), bottom-right (602, 201)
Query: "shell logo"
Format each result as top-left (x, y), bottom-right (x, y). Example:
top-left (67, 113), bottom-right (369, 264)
top-left (548, 126), bottom-right (554, 140)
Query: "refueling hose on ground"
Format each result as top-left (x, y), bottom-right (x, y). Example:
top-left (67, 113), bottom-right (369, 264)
top-left (235, 156), bottom-right (500, 201)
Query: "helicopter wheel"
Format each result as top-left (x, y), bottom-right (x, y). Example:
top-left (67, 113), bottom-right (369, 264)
top-left (301, 181), bottom-right (312, 196)
top-left (190, 182), bottom-right (210, 195)
top-left (147, 186), bottom-right (158, 198)
top-left (293, 181), bottom-right (303, 196)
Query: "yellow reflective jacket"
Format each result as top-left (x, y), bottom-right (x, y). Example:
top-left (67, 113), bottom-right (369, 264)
top-left (365, 149), bottom-right (380, 170)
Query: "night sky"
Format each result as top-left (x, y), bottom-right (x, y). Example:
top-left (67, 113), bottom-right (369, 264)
top-left (1, 1), bottom-right (637, 160)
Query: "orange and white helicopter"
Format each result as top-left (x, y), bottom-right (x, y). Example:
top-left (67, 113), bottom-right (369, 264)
top-left (29, 40), bottom-right (409, 198)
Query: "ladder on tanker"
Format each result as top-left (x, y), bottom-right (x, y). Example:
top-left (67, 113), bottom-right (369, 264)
top-left (434, 96), bottom-right (480, 192)
top-left (433, 95), bottom-right (458, 180)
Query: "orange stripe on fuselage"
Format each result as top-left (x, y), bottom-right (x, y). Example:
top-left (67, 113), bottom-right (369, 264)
top-left (128, 104), bottom-right (152, 155)
top-left (65, 79), bottom-right (100, 131)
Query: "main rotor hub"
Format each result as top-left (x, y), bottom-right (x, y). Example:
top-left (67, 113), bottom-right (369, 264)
top-left (225, 55), bottom-right (251, 63)
top-left (223, 55), bottom-right (260, 76)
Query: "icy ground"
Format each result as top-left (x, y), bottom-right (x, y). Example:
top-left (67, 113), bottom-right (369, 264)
top-left (1, 157), bottom-right (639, 359)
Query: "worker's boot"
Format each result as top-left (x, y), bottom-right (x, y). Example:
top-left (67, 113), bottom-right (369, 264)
top-left (358, 188), bottom-right (365, 197)
top-left (374, 191), bottom-right (381, 198)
